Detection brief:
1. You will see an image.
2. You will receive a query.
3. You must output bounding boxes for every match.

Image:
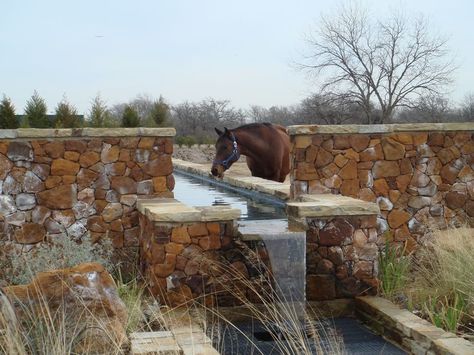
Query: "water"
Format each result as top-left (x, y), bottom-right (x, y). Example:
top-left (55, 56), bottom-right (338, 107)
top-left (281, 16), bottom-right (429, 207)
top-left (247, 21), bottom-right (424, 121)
top-left (173, 172), bottom-right (287, 220)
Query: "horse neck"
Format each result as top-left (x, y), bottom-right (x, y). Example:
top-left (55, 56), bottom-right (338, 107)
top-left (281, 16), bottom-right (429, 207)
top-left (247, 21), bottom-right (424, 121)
top-left (233, 128), bottom-right (266, 160)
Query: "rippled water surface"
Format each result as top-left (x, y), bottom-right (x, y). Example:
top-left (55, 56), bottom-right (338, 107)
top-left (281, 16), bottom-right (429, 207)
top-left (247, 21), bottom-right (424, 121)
top-left (173, 172), bottom-right (286, 220)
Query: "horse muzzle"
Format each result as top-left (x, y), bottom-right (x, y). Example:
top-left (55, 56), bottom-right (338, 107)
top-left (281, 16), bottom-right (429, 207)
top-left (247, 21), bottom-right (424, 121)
top-left (211, 165), bottom-right (225, 178)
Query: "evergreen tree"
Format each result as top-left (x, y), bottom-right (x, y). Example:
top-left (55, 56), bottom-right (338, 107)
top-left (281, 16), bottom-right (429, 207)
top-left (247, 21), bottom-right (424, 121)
top-left (122, 105), bottom-right (140, 127)
top-left (88, 94), bottom-right (111, 127)
top-left (0, 95), bottom-right (18, 129)
top-left (55, 96), bottom-right (82, 128)
top-left (24, 91), bottom-right (50, 128)
top-left (150, 95), bottom-right (169, 127)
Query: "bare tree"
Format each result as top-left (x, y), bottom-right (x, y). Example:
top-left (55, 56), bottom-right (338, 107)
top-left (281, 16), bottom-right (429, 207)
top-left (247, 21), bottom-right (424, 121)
top-left (460, 94), bottom-right (474, 122)
top-left (301, 4), bottom-right (455, 123)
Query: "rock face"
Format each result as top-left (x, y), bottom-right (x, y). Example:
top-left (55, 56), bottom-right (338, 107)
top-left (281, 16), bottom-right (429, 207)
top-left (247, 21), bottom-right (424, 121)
top-left (0, 134), bottom-right (174, 249)
top-left (291, 129), bottom-right (474, 247)
top-left (1, 263), bottom-right (128, 353)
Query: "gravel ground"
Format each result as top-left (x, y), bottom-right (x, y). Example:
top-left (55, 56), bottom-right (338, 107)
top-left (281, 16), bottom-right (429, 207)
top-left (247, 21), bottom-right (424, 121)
top-left (173, 144), bottom-right (215, 164)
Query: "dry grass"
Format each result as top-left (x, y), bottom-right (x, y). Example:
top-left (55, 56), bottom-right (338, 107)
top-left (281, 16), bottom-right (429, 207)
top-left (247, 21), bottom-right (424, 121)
top-left (407, 227), bottom-right (474, 333)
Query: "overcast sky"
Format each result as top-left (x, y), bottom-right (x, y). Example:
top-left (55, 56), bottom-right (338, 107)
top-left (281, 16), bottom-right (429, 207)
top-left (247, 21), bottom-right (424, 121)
top-left (1, 0), bottom-right (473, 114)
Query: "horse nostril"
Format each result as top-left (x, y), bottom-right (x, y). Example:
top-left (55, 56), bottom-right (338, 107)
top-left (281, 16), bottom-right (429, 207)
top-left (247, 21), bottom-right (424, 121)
top-left (211, 167), bottom-right (217, 176)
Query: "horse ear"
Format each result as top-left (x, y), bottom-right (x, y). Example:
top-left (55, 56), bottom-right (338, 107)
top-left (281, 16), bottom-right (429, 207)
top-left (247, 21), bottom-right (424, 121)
top-left (224, 127), bottom-right (230, 136)
top-left (215, 128), bottom-right (223, 136)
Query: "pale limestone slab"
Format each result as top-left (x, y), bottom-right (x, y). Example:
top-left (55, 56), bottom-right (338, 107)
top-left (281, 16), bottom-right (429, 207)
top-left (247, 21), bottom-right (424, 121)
top-left (288, 123), bottom-right (474, 136)
top-left (195, 206), bottom-right (240, 221)
top-left (432, 337), bottom-right (474, 355)
top-left (286, 194), bottom-right (379, 217)
top-left (1, 127), bottom-right (176, 140)
top-left (130, 331), bottom-right (182, 355)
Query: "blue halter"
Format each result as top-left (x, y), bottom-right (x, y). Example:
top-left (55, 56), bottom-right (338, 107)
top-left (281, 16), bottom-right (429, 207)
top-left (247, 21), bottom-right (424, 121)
top-left (213, 133), bottom-right (240, 169)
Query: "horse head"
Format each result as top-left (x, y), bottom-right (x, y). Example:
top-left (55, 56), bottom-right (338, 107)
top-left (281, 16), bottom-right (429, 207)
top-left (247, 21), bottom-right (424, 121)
top-left (211, 127), bottom-right (240, 178)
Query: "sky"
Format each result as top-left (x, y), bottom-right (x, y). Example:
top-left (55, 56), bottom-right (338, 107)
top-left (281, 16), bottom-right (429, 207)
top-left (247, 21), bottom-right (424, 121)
top-left (1, 0), bottom-right (473, 114)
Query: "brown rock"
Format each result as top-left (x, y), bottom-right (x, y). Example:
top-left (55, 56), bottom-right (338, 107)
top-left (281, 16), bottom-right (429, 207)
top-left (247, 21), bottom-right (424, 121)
top-left (51, 159), bottom-right (80, 176)
top-left (427, 158), bottom-right (442, 175)
top-left (44, 175), bottom-right (62, 189)
top-left (79, 151), bottom-right (100, 168)
top-left (101, 143), bottom-right (120, 163)
top-left (324, 175), bottom-right (342, 189)
top-left (466, 200), bottom-right (474, 217)
top-left (381, 138), bottom-right (405, 160)
top-left (334, 154), bottom-right (348, 168)
top-left (334, 135), bottom-right (350, 149)
top-left (399, 158), bottom-right (413, 175)
top-left (391, 133), bottom-right (413, 145)
top-left (413, 133), bottom-right (428, 145)
top-left (349, 135), bottom-right (370, 152)
top-left (458, 166), bottom-right (474, 182)
top-left (64, 151), bottom-right (80, 162)
top-left (62, 175), bottom-right (76, 184)
top-left (14, 223), bottom-right (46, 243)
top-left (167, 174), bottom-right (175, 191)
top-left (340, 179), bottom-right (359, 197)
top-left (188, 223), bottom-right (208, 237)
top-left (0, 141), bottom-right (8, 155)
top-left (339, 160), bottom-right (357, 179)
top-left (0, 153), bottom-right (13, 180)
top-left (396, 175), bottom-right (411, 193)
top-left (2, 263), bottom-right (127, 353)
top-left (111, 176), bottom-right (137, 194)
top-left (64, 140), bottom-right (87, 153)
top-left (37, 184), bottom-right (76, 209)
top-left (165, 242), bottom-right (185, 255)
top-left (372, 161), bottom-right (400, 179)
top-left (360, 144), bottom-right (384, 161)
top-left (321, 162), bottom-right (339, 178)
top-left (316, 259), bottom-right (334, 274)
top-left (305, 145), bottom-right (319, 163)
top-left (373, 179), bottom-right (389, 196)
top-left (353, 261), bottom-right (373, 280)
top-left (445, 192), bottom-right (467, 210)
top-left (387, 209), bottom-right (411, 229)
top-left (207, 223), bottom-right (220, 235)
top-left (319, 218), bottom-right (354, 246)
top-left (428, 132), bottom-right (445, 146)
top-left (102, 203), bottom-right (123, 222)
top-left (43, 141), bottom-right (64, 159)
top-left (143, 156), bottom-right (173, 176)
top-left (171, 226), bottom-right (191, 244)
top-left (359, 188), bottom-right (376, 202)
top-left (77, 168), bottom-right (99, 189)
top-left (440, 164), bottom-right (459, 184)
top-left (87, 216), bottom-right (108, 233)
top-left (315, 148), bottom-right (333, 168)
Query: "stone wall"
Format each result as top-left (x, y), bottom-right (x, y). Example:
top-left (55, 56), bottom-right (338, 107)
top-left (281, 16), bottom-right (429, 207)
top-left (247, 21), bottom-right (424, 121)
top-left (0, 128), bottom-right (175, 249)
top-left (137, 199), bottom-right (269, 307)
top-left (289, 123), bottom-right (474, 249)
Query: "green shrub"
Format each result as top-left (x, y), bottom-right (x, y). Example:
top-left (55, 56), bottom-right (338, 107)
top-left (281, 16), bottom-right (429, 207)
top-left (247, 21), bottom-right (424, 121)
top-left (0, 95), bottom-right (18, 129)
top-left (175, 135), bottom-right (197, 147)
top-left (25, 91), bottom-right (50, 128)
top-left (9, 233), bottom-right (113, 285)
top-left (121, 105), bottom-right (140, 127)
top-left (54, 97), bottom-right (82, 128)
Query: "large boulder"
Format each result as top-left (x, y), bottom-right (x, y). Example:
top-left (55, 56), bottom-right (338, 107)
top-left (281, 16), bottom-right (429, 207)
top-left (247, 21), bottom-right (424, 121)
top-left (1, 263), bottom-right (128, 353)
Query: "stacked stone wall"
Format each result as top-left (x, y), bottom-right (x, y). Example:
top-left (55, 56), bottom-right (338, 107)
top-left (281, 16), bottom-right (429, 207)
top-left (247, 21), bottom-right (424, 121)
top-left (0, 129), bottom-right (175, 249)
top-left (290, 125), bottom-right (474, 250)
top-left (138, 215), bottom-right (269, 307)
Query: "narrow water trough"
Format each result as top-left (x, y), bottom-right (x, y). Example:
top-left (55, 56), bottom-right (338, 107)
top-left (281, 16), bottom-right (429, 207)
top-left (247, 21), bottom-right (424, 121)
top-left (173, 169), bottom-right (407, 354)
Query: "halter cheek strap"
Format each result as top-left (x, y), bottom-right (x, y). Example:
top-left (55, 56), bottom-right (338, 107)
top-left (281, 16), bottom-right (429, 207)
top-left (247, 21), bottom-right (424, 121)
top-left (213, 133), bottom-right (240, 170)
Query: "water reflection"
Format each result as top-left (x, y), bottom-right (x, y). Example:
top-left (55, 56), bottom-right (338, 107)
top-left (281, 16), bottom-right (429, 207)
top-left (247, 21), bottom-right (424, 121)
top-left (173, 173), bottom-right (286, 220)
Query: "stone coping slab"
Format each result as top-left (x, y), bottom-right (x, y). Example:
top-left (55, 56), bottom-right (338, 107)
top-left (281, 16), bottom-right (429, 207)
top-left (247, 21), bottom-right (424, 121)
top-left (173, 159), bottom-right (290, 201)
top-left (0, 127), bottom-right (176, 139)
top-left (137, 198), bottom-right (240, 223)
top-left (286, 194), bottom-right (379, 218)
top-left (288, 122), bottom-right (474, 135)
top-left (356, 296), bottom-right (474, 355)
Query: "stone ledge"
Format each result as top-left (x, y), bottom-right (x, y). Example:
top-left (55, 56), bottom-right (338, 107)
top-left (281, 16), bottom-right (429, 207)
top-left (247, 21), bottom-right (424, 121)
top-left (286, 194), bottom-right (379, 218)
top-left (356, 296), bottom-right (474, 355)
top-left (0, 127), bottom-right (176, 139)
top-left (288, 123), bottom-right (474, 136)
top-left (137, 198), bottom-right (240, 223)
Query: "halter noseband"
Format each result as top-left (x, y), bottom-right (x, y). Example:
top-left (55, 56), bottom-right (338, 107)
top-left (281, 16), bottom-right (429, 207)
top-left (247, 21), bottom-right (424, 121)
top-left (213, 133), bottom-right (240, 170)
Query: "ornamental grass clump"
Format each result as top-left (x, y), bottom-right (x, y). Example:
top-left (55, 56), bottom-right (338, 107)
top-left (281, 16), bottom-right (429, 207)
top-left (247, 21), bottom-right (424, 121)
top-left (378, 240), bottom-right (411, 302)
top-left (407, 227), bottom-right (474, 333)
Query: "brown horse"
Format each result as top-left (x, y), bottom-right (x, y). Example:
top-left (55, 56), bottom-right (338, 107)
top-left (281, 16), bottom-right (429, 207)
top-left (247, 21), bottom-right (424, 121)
top-left (211, 123), bottom-right (290, 182)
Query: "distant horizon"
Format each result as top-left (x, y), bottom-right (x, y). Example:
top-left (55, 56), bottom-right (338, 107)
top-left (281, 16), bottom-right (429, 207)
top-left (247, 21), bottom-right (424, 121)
top-left (2, 0), bottom-right (473, 114)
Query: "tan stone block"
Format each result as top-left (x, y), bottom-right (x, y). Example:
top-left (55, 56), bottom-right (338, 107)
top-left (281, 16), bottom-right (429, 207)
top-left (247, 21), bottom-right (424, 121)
top-left (321, 162), bottom-right (339, 178)
top-left (111, 176), bottom-right (137, 194)
top-left (360, 144), bottom-right (384, 161)
top-left (207, 223), bottom-right (220, 235)
top-left (373, 179), bottom-right (389, 196)
top-left (339, 160), bottom-right (357, 179)
top-left (308, 180), bottom-right (331, 194)
top-left (51, 158), bottom-right (80, 176)
top-left (400, 158), bottom-right (413, 175)
top-left (334, 135), bottom-right (350, 149)
top-left (0, 141), bottom-right (9, 155)
top-left (294, 135), bottom-right (312, 149)
top-left (95, 200), bottom-right (108, 214)
top-left (188, 223), bottom-right (208, 237)
top-left (387, 209), bottom-right (411, 229)
top-left (138, 137), bottom-right (155, 149)
top-left (343, 148), bottom-right (360, 162)
top-left (412, 133), bottom-right (428, 145)
top-left (153, 263), bottom-right (175, 278)
top-left (153, 176), bottom-right (168, 192)
top-left (389, 190), bottom-right (401, 203)
top-left (62, 175), bottom-right (76, 184)
top-left (118, 149), bottom-right (130, 162)
top-left (101, 144), bottom-right (120, 163)
top-left (14, 223), bottom-right (46, 244)
top-left (334, 154), bottom-right (348, 168)
top-left (324, 175), bottom-right (342, 189)
top-left (171, 227), bottom-right (191, 244)
top-left (390, 133), bottom-right (413, 145)
top-left (79, 151), bottom-right (101, 168)
top-left (165, 242), bottom-right (184, 255)
top-left (64, 140), bottom-right (87, 153)
top-left (64, 151), bottom-right (80, 161)
top-left (340, 179), bottom-right (359, 197)
top-left (142, 156), bottom-right (173, 177)
top-left (372, 161), bottom-right (400, 179)
top-left (396, 174), bottom-right (411, 193)
top-left (305, 145), bottom-right (319, 163)
top-left (37, 184), bottom-right (76, 209)
top-left (359, 188), bottom-right (376, 202)
top-left (44, 175), bottom-right (62, 189)
top-left (315, 148), bottom-right (334, 168)
top-left (349, 135), bottom-right (370, 152)
top-left (198, 234), bottom-right (221, 250)
top-left (43, 141), bottom-right (64, 159)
